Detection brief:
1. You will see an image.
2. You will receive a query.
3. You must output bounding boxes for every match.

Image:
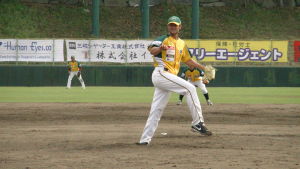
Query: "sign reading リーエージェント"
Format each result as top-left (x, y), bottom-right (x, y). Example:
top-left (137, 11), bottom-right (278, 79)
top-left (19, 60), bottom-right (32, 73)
top-left (186, 40), bottom-right (288, 62)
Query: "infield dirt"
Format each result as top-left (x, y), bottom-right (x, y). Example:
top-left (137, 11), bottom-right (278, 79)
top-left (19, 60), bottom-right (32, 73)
top-left (0, 103), bottom-right (299, 169)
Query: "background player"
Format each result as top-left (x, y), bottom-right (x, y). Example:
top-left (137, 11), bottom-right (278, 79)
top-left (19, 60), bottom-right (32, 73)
top-left (67, 56), bottom-right (86, 89)
top-left (177, 65), bottom-right (213, 106)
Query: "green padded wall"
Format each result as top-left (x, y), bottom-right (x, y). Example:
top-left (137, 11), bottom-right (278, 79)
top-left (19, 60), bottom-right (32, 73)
top-left (0, 65), bottom-right (299, 87)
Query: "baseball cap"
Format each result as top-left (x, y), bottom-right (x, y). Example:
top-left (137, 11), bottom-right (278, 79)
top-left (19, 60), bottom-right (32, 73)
top-left (168, 16), bottom-right (181, 26)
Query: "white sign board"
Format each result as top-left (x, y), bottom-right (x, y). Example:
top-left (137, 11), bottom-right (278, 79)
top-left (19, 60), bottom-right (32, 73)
top-left (66, 39), bottom-right (153, 63)
top-left (0, 39), bottom-right (64, 62)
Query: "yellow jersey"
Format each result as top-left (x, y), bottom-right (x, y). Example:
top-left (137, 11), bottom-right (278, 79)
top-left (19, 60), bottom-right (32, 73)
top-left (148, 35), bottom-right (192, 75)
top-left (68, 61), bottom-right (81, 72)
top-left (180, 68), bottom-right (204, 82)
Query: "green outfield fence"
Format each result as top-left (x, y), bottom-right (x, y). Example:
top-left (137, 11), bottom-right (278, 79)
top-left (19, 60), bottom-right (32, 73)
top-left (0, 65), bottom-right (300, 87)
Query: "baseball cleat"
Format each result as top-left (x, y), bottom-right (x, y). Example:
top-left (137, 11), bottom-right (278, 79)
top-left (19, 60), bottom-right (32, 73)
top-left (176, 100), bottom-right (182, 105)
top-left (191, 122), bottom-right (212, 136)
top-left (136, 142), bottom-right (149, 145)
top-left (207, 100), bottom-right (213, 106)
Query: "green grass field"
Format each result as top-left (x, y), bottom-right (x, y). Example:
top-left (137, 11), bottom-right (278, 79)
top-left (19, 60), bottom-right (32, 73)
top-left (0, 87), bottom-right (299, 104)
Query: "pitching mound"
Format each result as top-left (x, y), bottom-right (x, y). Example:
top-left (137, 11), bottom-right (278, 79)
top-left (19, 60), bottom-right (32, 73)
top-left (0, 103), bottom-right (299, 169)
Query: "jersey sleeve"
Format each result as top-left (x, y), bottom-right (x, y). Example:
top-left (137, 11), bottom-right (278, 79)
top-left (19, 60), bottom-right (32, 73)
top-left (147, 35), bottom-right (167, 51)
top-left (180, 67), bottom-right (188, 79)
top-left (181, 44), bottom-right (192, 63)
top-left (195, 68), bottom-right (204, 76)
top-left (199, 69), bottom-right (205, 77)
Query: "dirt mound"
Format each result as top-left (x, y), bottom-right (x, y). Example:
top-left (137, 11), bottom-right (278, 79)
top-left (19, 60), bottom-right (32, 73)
top-left (0, 103), bottom-right (299, 169)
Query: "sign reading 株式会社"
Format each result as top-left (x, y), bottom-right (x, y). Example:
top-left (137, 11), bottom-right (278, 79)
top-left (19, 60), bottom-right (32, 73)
top-left (65, 40), bottom-right (153, 63)
top-left (0, 39), bottom-right (64, 62)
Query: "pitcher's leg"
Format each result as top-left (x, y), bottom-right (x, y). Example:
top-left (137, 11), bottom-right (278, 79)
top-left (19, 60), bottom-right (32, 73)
top-left (157, 71), bottom-right (204, 125)
top-left (139, 88), bottom-right (170, 144)
top-left (185, 90), bottom-right (204, 125)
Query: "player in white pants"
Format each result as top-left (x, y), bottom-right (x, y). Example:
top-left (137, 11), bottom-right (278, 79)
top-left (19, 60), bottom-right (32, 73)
top-left (177, 65), bottom-right (213, 106)
top-left (137, 16), bottom-right (212, 145)
top-left (67, 56), bottom-right (86, 89)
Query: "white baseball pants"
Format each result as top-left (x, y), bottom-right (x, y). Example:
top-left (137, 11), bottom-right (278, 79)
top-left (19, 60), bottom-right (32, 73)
top-left (139, 67), bottom-right (205, 143)
top-left (67, 71), bottom-right (85, 88)
top-left (189, 80), bottom-right (208, 94)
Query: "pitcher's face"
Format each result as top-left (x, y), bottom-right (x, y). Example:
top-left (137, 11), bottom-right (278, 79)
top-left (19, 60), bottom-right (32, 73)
top-left (167, 23), bottom-right (181, 35)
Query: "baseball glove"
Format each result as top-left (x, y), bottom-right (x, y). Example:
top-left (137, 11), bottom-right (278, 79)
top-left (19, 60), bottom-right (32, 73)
top-left (202, 78), bottom-right (210, 84)
top-left (203, 65), bottom-right (216, 81)
top-left (77, 71), bottom-right (81, 77)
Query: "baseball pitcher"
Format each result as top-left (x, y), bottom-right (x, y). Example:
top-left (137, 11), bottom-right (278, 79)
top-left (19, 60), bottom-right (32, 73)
top-left (66, 56), bottom-right (86, 89)
top-left (137, 16), bottom-right (215, 145)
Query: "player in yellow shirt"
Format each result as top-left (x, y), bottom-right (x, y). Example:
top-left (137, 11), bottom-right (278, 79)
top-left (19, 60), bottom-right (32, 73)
top-left (177, 65), bottom-right (213, 106)
top-left (137, 16), bottom-right (212, 145)
top-left (67, 56), bottom-right (86, 89)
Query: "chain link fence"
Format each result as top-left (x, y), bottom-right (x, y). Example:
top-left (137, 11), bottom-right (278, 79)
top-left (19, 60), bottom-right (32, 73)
top-left (18, 0), bottom-right (300, 7)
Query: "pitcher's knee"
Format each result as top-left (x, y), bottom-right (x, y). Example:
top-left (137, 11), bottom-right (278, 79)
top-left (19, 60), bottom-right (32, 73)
top-left (180, 85), bottom-right (196, 96)
top-left (187, 84), bottom-right (197, 94)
